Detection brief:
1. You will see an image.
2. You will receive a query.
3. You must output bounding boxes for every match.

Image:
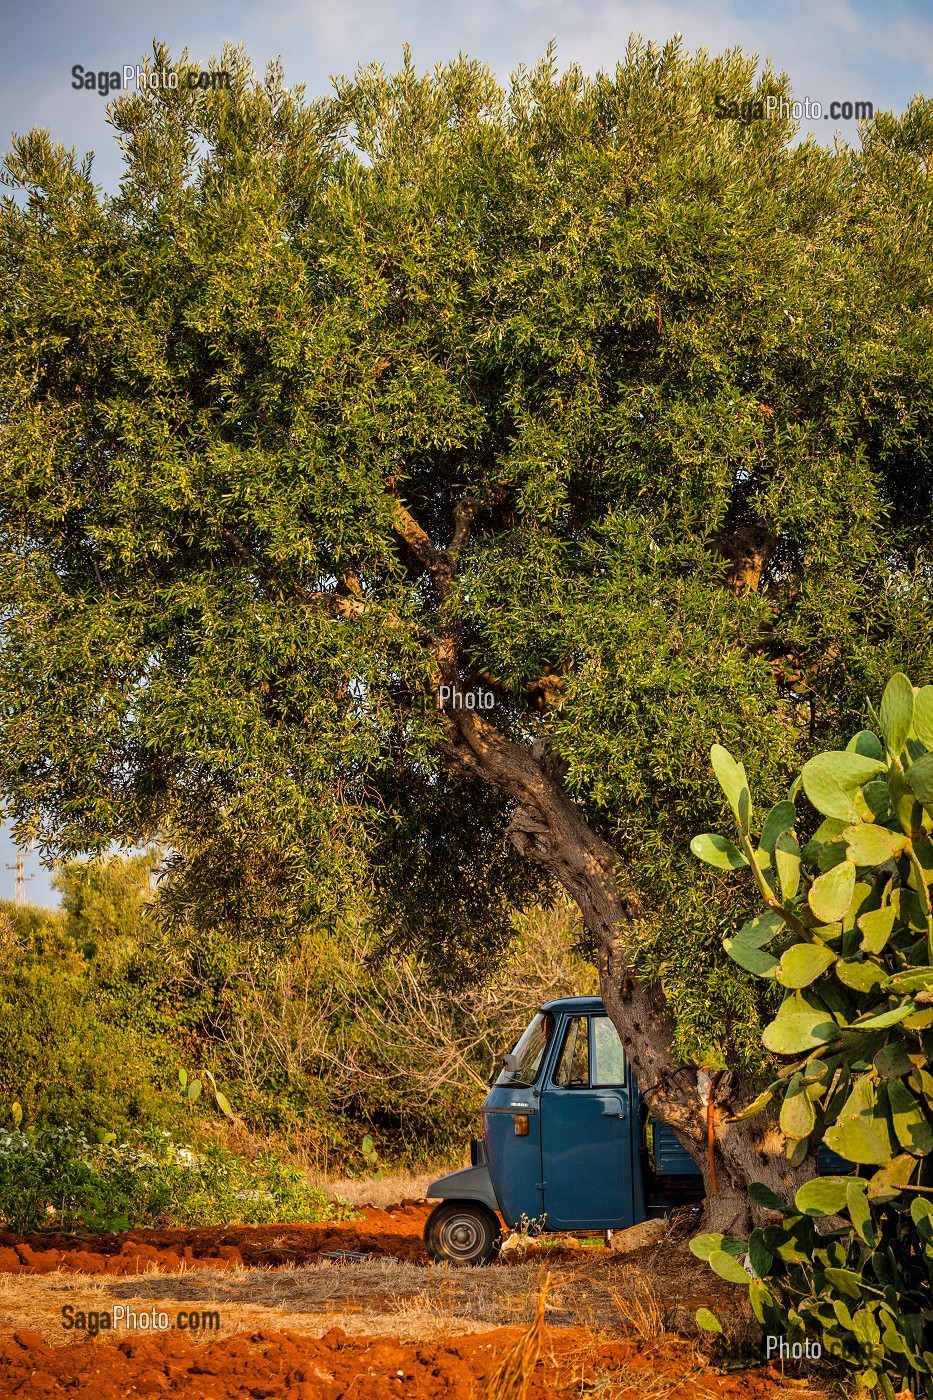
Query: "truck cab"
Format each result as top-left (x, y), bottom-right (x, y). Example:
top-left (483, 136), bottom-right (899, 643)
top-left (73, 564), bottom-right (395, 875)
top-left (424, 996), bottom-right (703, 1265)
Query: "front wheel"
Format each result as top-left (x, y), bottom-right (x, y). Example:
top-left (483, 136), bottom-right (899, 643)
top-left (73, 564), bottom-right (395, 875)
top-left (423, 1200), bottom-right (502, 1266)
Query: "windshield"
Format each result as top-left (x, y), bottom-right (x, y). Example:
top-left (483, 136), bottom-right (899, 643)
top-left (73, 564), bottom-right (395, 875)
top-left (496, 1010), bottom-right (554, 1087)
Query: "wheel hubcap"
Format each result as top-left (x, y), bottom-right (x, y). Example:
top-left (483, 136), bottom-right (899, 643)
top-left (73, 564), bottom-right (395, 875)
top-left (444, 1216), bottom-right (482, 1256)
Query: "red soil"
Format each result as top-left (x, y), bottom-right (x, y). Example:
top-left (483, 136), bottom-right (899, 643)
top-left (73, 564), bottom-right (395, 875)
top-left (0, 1324), bottom-right (793, 1399)
top-left (0, 1205), bottom-right (809, 1397)
top-left (0, 1201), bottom-right (432, 1276)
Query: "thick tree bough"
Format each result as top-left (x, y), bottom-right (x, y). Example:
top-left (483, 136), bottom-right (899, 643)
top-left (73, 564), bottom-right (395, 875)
top-left (387, 493), bottom-right (806, 1233)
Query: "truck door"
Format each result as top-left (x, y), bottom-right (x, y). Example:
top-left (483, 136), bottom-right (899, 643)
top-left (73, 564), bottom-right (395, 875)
top-left (540, 1014), bottom-right (636, 1230)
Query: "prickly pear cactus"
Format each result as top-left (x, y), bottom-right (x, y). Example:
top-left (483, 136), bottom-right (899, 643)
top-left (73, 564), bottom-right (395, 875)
top-left (691, 1185), bottom-right (933, 1396)
top-left (691, 673), bottom-right (933, 1398)
top-left (692, 672), bottom-right (933, 1187)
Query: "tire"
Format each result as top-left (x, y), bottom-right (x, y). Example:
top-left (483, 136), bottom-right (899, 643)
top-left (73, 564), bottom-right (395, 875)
top-left (423, 1200), bottom-right (502, 1267)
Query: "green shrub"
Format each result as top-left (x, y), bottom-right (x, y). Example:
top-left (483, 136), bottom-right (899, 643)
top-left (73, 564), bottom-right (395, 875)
top-left (691, 672), bottom-right (933, 1397)
top-left (0, 902), bottom-right (186, 1141)
top-left (0, 1125), bottom-right (356, 1234)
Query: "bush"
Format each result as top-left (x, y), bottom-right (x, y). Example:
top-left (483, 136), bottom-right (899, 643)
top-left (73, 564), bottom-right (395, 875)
top-left (0, 855), bottom-right (595, 1176)
top-left (0, 900), bottom-right (185, 1141)
top-left (691, 672), bottom-right (933, 1397)
top-left (211, 902), bottom-right (597, 1169)
top-left (0, 1125), bottom-right (355, 1234)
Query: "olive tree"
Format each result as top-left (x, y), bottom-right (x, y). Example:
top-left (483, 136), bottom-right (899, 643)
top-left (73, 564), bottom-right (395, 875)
top-left (1, 38), bottom-right (932, 1228)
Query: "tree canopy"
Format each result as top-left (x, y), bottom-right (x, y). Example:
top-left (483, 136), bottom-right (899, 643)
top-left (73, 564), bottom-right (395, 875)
top-left (1, 38), bottom-right (933, 1090)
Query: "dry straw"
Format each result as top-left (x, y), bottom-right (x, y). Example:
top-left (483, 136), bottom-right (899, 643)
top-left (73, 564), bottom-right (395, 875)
top-left (479, 1270), bottom-right (550, 1400)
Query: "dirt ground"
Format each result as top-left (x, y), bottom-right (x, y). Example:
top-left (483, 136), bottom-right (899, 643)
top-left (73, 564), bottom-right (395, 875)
top-left (0, 1201), bottom-right (432, 1275)
top-left (0, 1199), bottom-right (838, 1399)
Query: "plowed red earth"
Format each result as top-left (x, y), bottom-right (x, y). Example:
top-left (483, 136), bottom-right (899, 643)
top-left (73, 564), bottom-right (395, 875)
top-left (0, 1204), bottom-right (804, 1398)
top-left (0, 1324), bottom-right (792, 1398)
top-left (0, 1201), bottom-right (432, 1275)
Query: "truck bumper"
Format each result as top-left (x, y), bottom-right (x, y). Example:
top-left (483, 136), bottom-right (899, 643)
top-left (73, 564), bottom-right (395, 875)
top-left (426, 1164), bottom-right (501, 1215)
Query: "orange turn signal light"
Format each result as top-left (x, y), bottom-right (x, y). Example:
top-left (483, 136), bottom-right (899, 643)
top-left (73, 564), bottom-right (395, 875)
top-left (513, 1114), bottom-right (530, 1136)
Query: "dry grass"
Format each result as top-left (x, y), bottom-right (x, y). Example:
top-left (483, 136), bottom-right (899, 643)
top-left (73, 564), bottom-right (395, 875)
top-left (577, 1368), bottom-right (675, 1400)
top-left (0, 1253), bottom-right (664, 1348)
top-left (109, 1256), bottom-right (563, 1330)
top-left (0, 1257), bottom-right (549, 1346)
top-left (307, 1168), bottom-right (444, 1209)
top-left (0, 1223), bottom-right (802, 1398)
top-left (0, 1268), bottom-right (314, 1346)
top-left (609, 1286), bottom-right (668, 1343)
top-left (0, 1255), bottom-right (841, 1398)
top-left (117, 1241), bottom-right (747, 1341)
top-left (479, 1273), bottom-right (550, 1400)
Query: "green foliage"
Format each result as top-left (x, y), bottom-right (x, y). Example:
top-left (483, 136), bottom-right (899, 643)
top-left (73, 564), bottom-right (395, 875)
top-left (57, 850), bottom-right (160, 953)
top-left (0, 856), bottom-right (593, 1175)
top-left (695, 671), bottom-right (933, 1182)
top-left (1, 40), bottom-right (932, 1076)
top-left (202, 1069), bottom-right (235, 1121)
top-left (692, 672), bottom-right (933, 1395)
top-left (695, 1307), bottom-right (723, 1334)
top-left (360, 1135), bottom-right (382, 1180)
top-left (0, 1125), bottom-right (354, 1234)
top-left (190, 901), bottom-right (597, 1170)
top-left (177, 1066), bottom-right (235, 1119)
top-left (178, 1068), bottom-right (202, 1103)
top-left (0, 852), bottom-right (261, 1148)
top-left (0, 895), bottom-right (185, 1140)
top-left (691, 1195), bottom-right (933, 1399)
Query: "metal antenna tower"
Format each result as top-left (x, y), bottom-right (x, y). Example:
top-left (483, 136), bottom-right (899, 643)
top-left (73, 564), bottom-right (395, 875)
top-left (5, 849), bottom-right (32, 908)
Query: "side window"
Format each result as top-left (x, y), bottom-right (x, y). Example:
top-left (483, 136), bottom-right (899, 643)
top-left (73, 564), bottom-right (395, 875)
top-left (554, 1016), bottom-right (589, 1088)
top-left (592, 1016), bottom-right (627, 1087)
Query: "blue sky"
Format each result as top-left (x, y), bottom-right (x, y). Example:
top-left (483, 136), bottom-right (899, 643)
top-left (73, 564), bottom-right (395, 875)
top-left (3, 0), bottom-right (932, 193)
top-left (1, 0), bottom-right (931, 903)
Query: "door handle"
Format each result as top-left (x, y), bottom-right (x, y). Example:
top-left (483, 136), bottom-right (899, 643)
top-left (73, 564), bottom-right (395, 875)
top-left (600, 1095), bottom-right (628, 1119)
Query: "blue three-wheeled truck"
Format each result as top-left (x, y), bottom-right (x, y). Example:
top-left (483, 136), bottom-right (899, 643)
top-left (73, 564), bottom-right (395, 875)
top-left (423, 996), bottom-right (704, 1265)
top-left (424, 995), bottom-right (846, 1265)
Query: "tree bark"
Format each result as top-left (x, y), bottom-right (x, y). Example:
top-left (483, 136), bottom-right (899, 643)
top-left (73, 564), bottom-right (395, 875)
top-left (440, 709), bottom-right (807, 1233)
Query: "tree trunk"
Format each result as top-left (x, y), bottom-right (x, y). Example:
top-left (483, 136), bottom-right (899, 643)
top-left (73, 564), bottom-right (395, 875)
top-left (440, 710), bottom-right (808, 1233)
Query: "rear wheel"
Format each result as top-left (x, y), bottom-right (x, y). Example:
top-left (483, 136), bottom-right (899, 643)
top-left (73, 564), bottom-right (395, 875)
top-left (424, 1200), bottom-right (502, 1266)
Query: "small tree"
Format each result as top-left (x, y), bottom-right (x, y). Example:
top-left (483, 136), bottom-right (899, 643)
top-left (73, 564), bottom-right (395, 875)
top-left (691, 673), bottom-right (933, 1396)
